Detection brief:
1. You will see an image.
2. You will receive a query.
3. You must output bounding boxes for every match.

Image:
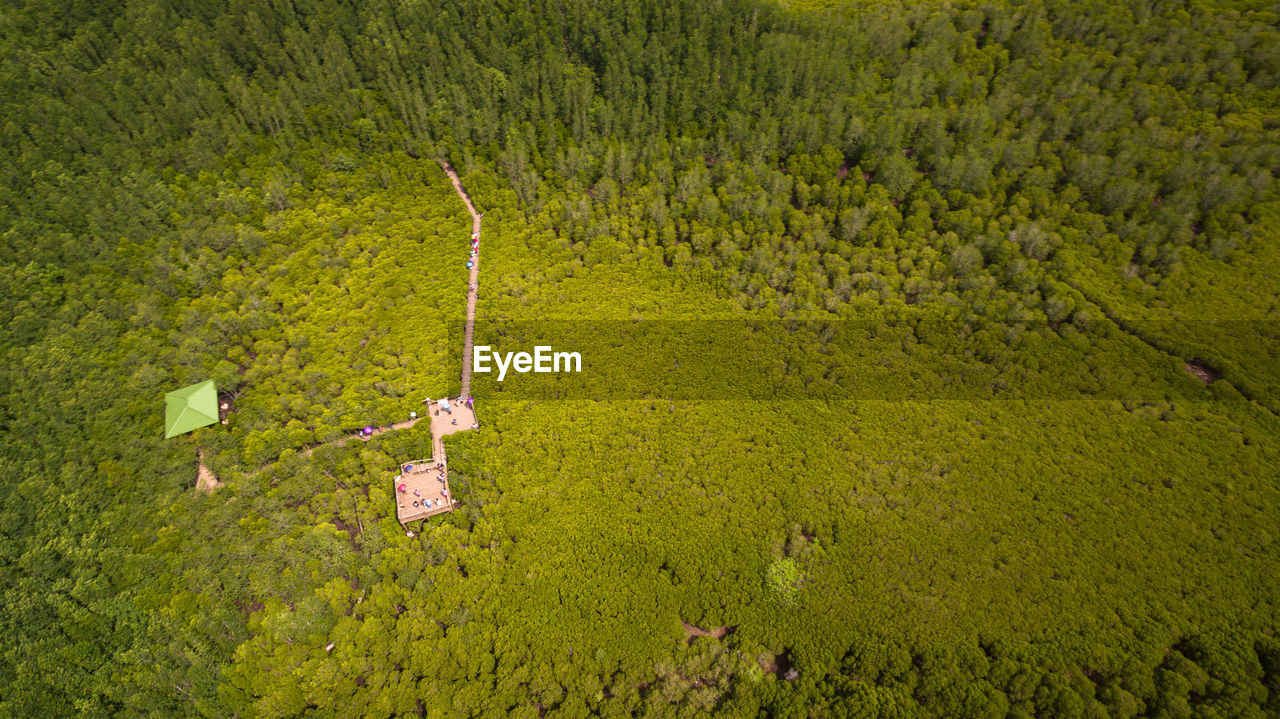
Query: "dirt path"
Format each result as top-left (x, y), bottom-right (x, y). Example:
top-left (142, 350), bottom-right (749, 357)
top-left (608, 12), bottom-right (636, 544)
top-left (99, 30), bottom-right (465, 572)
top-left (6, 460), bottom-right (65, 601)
top-left (680, 621), bottom-right (729, 642)
top-left (442, 161), bottom-right (482, 399)
top-left (196, 449), bottom-right (221, 492)
top-left (297, 417), bottom-right (425, 458)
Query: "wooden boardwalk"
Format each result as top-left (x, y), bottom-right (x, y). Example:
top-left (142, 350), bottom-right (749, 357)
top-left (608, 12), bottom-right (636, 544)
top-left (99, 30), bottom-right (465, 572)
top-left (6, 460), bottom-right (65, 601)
top-left (394, 161), bottom-right (483, 528)
top-left (443, 161), bottom-right (483, 399)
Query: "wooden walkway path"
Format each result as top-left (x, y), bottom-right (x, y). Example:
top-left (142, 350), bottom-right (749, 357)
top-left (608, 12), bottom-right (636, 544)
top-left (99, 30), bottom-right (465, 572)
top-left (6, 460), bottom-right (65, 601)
top-left (443, 161), bottom-right (482, 399)
top-left (394, 160), bottom-right (483, 527)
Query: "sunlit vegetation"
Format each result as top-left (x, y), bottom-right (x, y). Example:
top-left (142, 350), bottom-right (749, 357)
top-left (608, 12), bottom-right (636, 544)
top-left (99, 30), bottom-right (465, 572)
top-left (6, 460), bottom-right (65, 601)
top-left (2, 0), bottom-right (1279, 716)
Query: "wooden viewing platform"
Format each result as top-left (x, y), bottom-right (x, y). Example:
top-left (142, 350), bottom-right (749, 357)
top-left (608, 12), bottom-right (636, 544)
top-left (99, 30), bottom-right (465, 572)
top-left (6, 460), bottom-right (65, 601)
top-left (395, 457), bottom-right (453, 523)
top-left (394, 397), bottom-right (478, 527)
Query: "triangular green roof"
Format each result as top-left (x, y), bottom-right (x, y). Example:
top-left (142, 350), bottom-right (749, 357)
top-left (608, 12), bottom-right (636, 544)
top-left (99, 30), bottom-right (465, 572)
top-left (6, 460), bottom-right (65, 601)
top-left (165, 380), bottom-right (219, 438)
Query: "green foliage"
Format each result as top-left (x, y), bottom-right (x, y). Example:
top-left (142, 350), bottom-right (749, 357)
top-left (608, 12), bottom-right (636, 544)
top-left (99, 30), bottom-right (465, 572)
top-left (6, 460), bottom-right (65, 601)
top-left (2, 0), bottom-right (1280, 716)
top-left (766, 558), bottom-right (802, 604)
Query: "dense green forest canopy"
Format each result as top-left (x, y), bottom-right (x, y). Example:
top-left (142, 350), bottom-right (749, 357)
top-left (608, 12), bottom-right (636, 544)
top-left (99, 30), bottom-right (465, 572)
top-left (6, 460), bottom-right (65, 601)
top-left (2, 0), bottom-right (1280, 716)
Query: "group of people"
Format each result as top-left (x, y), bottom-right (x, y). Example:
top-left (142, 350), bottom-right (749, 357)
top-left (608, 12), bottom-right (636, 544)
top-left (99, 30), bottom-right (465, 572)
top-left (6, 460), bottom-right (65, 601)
top-left (403, 478), bottom-right (449, 511)
top-left (406, 479), bottom-right (449, 509)
top-left (424, 396), bottom-right (478, 423)
top-left (396, 391), bottom-right (479, 524)
top-left (465, 234), bottom-right (479, 268)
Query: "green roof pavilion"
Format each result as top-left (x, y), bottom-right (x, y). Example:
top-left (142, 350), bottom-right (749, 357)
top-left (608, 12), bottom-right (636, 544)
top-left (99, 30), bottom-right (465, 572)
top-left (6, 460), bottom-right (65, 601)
top-left (165, 380), bottom-right (220, 438)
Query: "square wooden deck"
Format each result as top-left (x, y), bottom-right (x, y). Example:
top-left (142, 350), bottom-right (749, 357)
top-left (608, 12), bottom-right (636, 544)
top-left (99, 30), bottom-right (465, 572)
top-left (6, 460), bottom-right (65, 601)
top-left (395, 458), bottom-right (453, 523)
top-left (429, 402), bottom-right (477, 441)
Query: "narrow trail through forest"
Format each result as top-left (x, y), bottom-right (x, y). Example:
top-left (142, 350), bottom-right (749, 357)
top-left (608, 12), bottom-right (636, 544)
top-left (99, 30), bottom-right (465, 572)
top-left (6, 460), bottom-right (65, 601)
top-left (1063, 280), bottom-right (1276, 416)
top-left (222, 161), bottom-right (485, 485)
top-left (443, 160), bottom-right (483, 400)
top-left (195, 449), bottom-right (221, 492)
